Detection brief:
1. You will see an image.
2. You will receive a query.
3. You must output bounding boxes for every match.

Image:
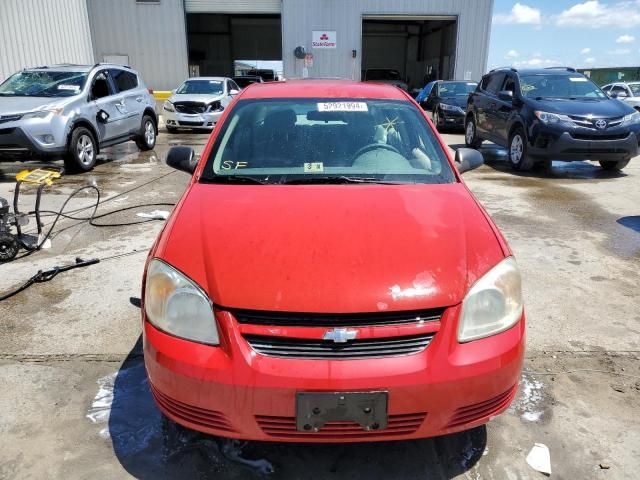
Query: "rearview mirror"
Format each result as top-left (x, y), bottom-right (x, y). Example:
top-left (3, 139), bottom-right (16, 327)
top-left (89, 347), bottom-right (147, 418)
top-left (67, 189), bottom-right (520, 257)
top-left (497, 90), bottom-right (513, 102)
top-left (229, 89), bottom-right (240, 96)
top-left (455, 148), bottom-right (484, 174)
top-left (166, 146), bottom-right (197, 174)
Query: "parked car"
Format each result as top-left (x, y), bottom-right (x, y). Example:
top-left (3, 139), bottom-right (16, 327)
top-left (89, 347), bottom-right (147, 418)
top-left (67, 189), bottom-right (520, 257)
top-left (163, 77), bottom-right (240, 132)
top-left (602, 82), bottom-right (640, 110)
top-left (465, 67), bottom-right (640, 171)
top-left (143, 80), bottom-right (525, 443)
top-left (0, 64), bottom-right (157, 172)
top-left (245, 69), bottom-right (277, 82)
top-left (362, 68), bottom-right (409, 91)
top-left (232, 76), bottom-right (264, 89)
top-left (416, 80), bottom-right (478, 130)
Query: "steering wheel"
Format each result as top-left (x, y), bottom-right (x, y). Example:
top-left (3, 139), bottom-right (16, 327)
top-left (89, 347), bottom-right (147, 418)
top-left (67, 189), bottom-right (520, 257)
top-left (351, 142), bottom-right (401, 160)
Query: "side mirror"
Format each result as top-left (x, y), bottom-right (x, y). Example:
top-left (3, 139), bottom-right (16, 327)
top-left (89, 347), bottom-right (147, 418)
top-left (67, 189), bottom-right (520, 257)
top-left (229, 89), bottom-right (240, 96)
top-left (166, 146), bottom-right (197, 174)
top-left (455, 148), bottom-right (484, 174)
top-left (497, 90), bottom-right (513, 102)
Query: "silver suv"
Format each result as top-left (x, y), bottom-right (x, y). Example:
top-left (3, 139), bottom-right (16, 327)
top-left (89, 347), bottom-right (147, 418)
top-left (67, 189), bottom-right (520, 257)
top-left (0, 64), bottom-right (157, 172)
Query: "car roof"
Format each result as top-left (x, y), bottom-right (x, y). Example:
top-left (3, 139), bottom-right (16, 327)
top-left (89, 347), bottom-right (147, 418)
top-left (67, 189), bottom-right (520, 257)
top-left (185, 76), bottom-right (227, 81)
top-left (239, 79), bottom-right (408, 100)
top-left (488, 68), bottom-right (582, 76)
top-left (26, 63), bottom-right (135, 73)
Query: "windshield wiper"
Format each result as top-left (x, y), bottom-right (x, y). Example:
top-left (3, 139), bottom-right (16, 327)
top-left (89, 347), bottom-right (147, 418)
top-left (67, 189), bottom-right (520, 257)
top-left (202, 175), bottom-right (267, 185)
top-left (280, 176), bottom-right (406, 185)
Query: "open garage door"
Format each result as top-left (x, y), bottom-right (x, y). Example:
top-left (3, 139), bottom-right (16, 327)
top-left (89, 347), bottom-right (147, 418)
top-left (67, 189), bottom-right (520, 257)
top-left (186, 14), bottom-right (281, 78)
top-left (362, 16), bottom-right (458, 93)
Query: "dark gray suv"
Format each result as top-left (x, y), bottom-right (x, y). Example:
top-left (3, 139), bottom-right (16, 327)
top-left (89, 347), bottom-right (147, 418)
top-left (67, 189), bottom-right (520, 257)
top-left (465, 67), bottom-right (640, 171)
top-left (0, 64), bottom-right (157, 172)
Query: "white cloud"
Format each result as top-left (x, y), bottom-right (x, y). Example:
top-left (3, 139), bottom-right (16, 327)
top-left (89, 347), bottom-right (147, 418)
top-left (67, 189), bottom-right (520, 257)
top-left (555, 1), bottom-right (640, 29)
top-left (616, 34), bottom-right (635, 43)
top-left (513, 58), bottom-right (561, 68)
top-left (609, 48), bottom-right (631, 54)
top-left (584, 57), bottom-right (596, 64)
top-left (580, 47), bottom-right (591, 54)
top-left (505, 50), bottom-right (520, 59)
top-left (494, 3), bottom-right (542, 24)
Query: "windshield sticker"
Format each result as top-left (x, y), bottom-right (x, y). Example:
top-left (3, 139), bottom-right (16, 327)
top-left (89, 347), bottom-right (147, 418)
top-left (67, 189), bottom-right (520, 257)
top-left (317, 102), bottom-right (368, 112)
top-left (304, 162), bottom-right (324, 173)
top-left (569, 77), bottom-right (588, 82)
top-left (58, 84), bottom-right (80, 91)
top-left (221, 160), bottom-right (248, 169)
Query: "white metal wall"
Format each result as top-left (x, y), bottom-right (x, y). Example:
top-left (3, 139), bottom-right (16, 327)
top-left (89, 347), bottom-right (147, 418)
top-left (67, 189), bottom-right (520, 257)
top-left (87, 0), bottom-right (189, 90)
top-left (0, 0), bottom-right (94, 82)
top-left (185, 0), bottom-right (281, 13)
top-left (282, 0), bottom-right (493, 82)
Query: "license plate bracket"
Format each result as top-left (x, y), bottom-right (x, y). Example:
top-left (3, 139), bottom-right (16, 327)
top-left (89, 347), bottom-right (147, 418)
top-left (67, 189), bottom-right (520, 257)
top-left (296, 391), bottom-right (388, 432)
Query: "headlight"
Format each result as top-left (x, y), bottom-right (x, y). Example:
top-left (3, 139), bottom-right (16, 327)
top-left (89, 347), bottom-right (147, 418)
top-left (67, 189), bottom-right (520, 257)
top-left (534, 110), bottom-right (572, 125)
top-left (22, 107), bottom-right (64, 119)
top-left (621, 111), bottom-right (640, 125)
top-left (144, 259), bottom-right (219, 345)
top-left (458, 256), bottom-right (523, 343)
top-left (163, 101), bottom-right (175, 112)
top-left (440, 103), bottom-right (464, 113)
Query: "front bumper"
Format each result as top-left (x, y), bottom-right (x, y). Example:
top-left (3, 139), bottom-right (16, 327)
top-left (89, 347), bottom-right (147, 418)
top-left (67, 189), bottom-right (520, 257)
top-left (163, 108), bottom-right (223, 130)
top-left (0, 125), bottom-right (66, 158)
top-left (528, 125), bottom-right (640, 161)
top-left (439, 110), bottom-right (465, 127)
top-left (144, 305), bottom-right (525, 443)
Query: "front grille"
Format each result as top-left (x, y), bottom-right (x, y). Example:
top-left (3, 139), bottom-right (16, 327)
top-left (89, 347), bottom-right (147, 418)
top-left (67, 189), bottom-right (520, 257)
top-left (150, 382), bottom-right (236, 433)
top-left (0, 128), bottom-right (16, 135)
top-left (178, 120), bottom-right (204, 126)
top-left (0, 115), bottom-right (22, 125)
top-left (174, 101), bottom-right (206, 114)
top-left (564, 147), bottom-right (627, 154)
top-left (256, 412), bottom-right (426, 439)
top-left (445, 385), bottom-right (517, 430)
top-left (570, 133), bottom-right (629, 141)
top-left (232, 308), bottom-right (444, 327)
top-left (568, 115), bottom-right (623, 129)
top-left (244, 333), bottom-right (434, 359)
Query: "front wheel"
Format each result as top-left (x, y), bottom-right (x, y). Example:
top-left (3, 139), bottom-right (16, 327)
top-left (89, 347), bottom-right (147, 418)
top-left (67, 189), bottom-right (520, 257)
top-left (464, 117), bottom-right (482, 149)
top-left (508, 127), bottom-right (534, 171)
top-left (599, 159), bottom-right (629, 170)
top-left (64, 127), bottom-right (97, 173)
top-left (136, 115), bottom-right (157, 151)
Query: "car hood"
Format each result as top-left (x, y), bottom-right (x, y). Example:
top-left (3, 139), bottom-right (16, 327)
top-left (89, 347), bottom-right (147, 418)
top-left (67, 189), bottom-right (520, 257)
top-left (440, 96), bottom-right (468, 108)
top-left (0, 96), bottom-right (71, 115)
top-left (529, 97), bottom-right (634, 117)
top-left (168, 93), bottom-right (225, 104)
top-left (155, 183), bottom-right (505, 313)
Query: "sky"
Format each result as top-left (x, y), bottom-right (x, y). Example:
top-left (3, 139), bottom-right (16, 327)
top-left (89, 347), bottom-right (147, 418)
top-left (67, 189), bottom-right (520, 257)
top-left (488, 0), bottom-right (640, 70)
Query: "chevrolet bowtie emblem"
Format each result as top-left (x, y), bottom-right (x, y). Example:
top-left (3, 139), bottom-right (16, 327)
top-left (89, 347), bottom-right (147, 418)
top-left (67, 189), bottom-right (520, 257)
top-left (323, 328), bottom-right (357, 343)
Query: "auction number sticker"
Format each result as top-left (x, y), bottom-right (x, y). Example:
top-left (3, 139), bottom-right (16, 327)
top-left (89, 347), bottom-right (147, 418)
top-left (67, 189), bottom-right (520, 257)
top-left (304, 162), bottom-right (324, 172)
top-left (58, 84), bottom-right (80, 91)
top-left (569, 77), bottom-right (588, 82)
top-left (317, 102), bottom-right (368, 112)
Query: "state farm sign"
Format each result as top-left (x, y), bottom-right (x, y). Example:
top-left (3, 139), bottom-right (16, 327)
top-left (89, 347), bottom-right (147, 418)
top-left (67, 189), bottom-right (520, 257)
top-left (312, 31), bottom-right (337, 49)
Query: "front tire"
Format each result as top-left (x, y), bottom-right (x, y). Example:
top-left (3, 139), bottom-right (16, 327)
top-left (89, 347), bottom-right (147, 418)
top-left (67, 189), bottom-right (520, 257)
top-left (599, 159), bottom-right (629, 170)
top-left (64, 127), bottom-right (97, 173)
top-left (464, 117), bottom-right (482, 149)
top-left (508, 127), bottom-right (534, 171)
top-left (136, 115), bottom-right (157, 151)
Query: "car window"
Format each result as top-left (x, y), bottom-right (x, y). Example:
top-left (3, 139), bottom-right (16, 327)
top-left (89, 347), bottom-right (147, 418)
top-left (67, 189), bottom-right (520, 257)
top-left (202, 98), bottom-right (455, 185)
top-left (519, 74), bottom-right (606, 99)
top-left (110, 69), bottom-right (138, 92)
top-left (438, 81), bottom-right (477, 96)
top-left (611, 85), bottom-right (628, 96)
top-left (629, 84), bottom-right (640, 96)
top-left (91, 71), bottom-right (112, 99)
top-left (176, 79), bottom-right (224, 95)
top-left (228, 80), bottom-right (240, 92)
top-left (503, 76), bottom-right (516, 94)
top-left (602, 85), bottom-right (612, 93)
top-left (0, 70), bottom-right (87, 97)
top-left (484, 73), bottom-right (506, 95)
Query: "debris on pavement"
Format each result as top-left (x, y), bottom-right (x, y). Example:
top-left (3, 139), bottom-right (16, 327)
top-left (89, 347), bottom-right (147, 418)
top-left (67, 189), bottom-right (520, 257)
top-left (136, 209), bottom-right (170, 220)
top-left (220, 439), bottom-right (275, 475)
top-left (526, 443), bottom-right (551, 476)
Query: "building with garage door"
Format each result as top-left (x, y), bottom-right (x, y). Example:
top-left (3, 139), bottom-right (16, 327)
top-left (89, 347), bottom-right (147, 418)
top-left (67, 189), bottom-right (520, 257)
top-left (0, 0), bottom-right (493, 91)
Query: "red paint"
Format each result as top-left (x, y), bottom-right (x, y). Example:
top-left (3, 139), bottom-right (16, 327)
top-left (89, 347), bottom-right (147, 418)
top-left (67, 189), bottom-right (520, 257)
top-left (143, 80), bottom-right (525, 442)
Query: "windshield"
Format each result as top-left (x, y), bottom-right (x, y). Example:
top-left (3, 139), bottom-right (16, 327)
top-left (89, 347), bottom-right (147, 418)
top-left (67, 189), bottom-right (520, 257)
top-left (438, 82), bottom-right (477, 96)
top-left (366, 69), bottom-right (401, 81)
top-left (519, 74), bottom-right (606, 99)
top-left (176, 80), bottom-right (224, 95)
top-left (629, 84), bottom-right (640, 96)
top-left (201, 98), bottom-right (455, 185)
top-left (0, 71), bottom-right (87, 97)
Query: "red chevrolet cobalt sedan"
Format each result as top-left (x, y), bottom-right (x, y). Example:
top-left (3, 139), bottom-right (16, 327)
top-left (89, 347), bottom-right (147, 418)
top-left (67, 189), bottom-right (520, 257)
top-left (143, 80), bottom-right (525, 442)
